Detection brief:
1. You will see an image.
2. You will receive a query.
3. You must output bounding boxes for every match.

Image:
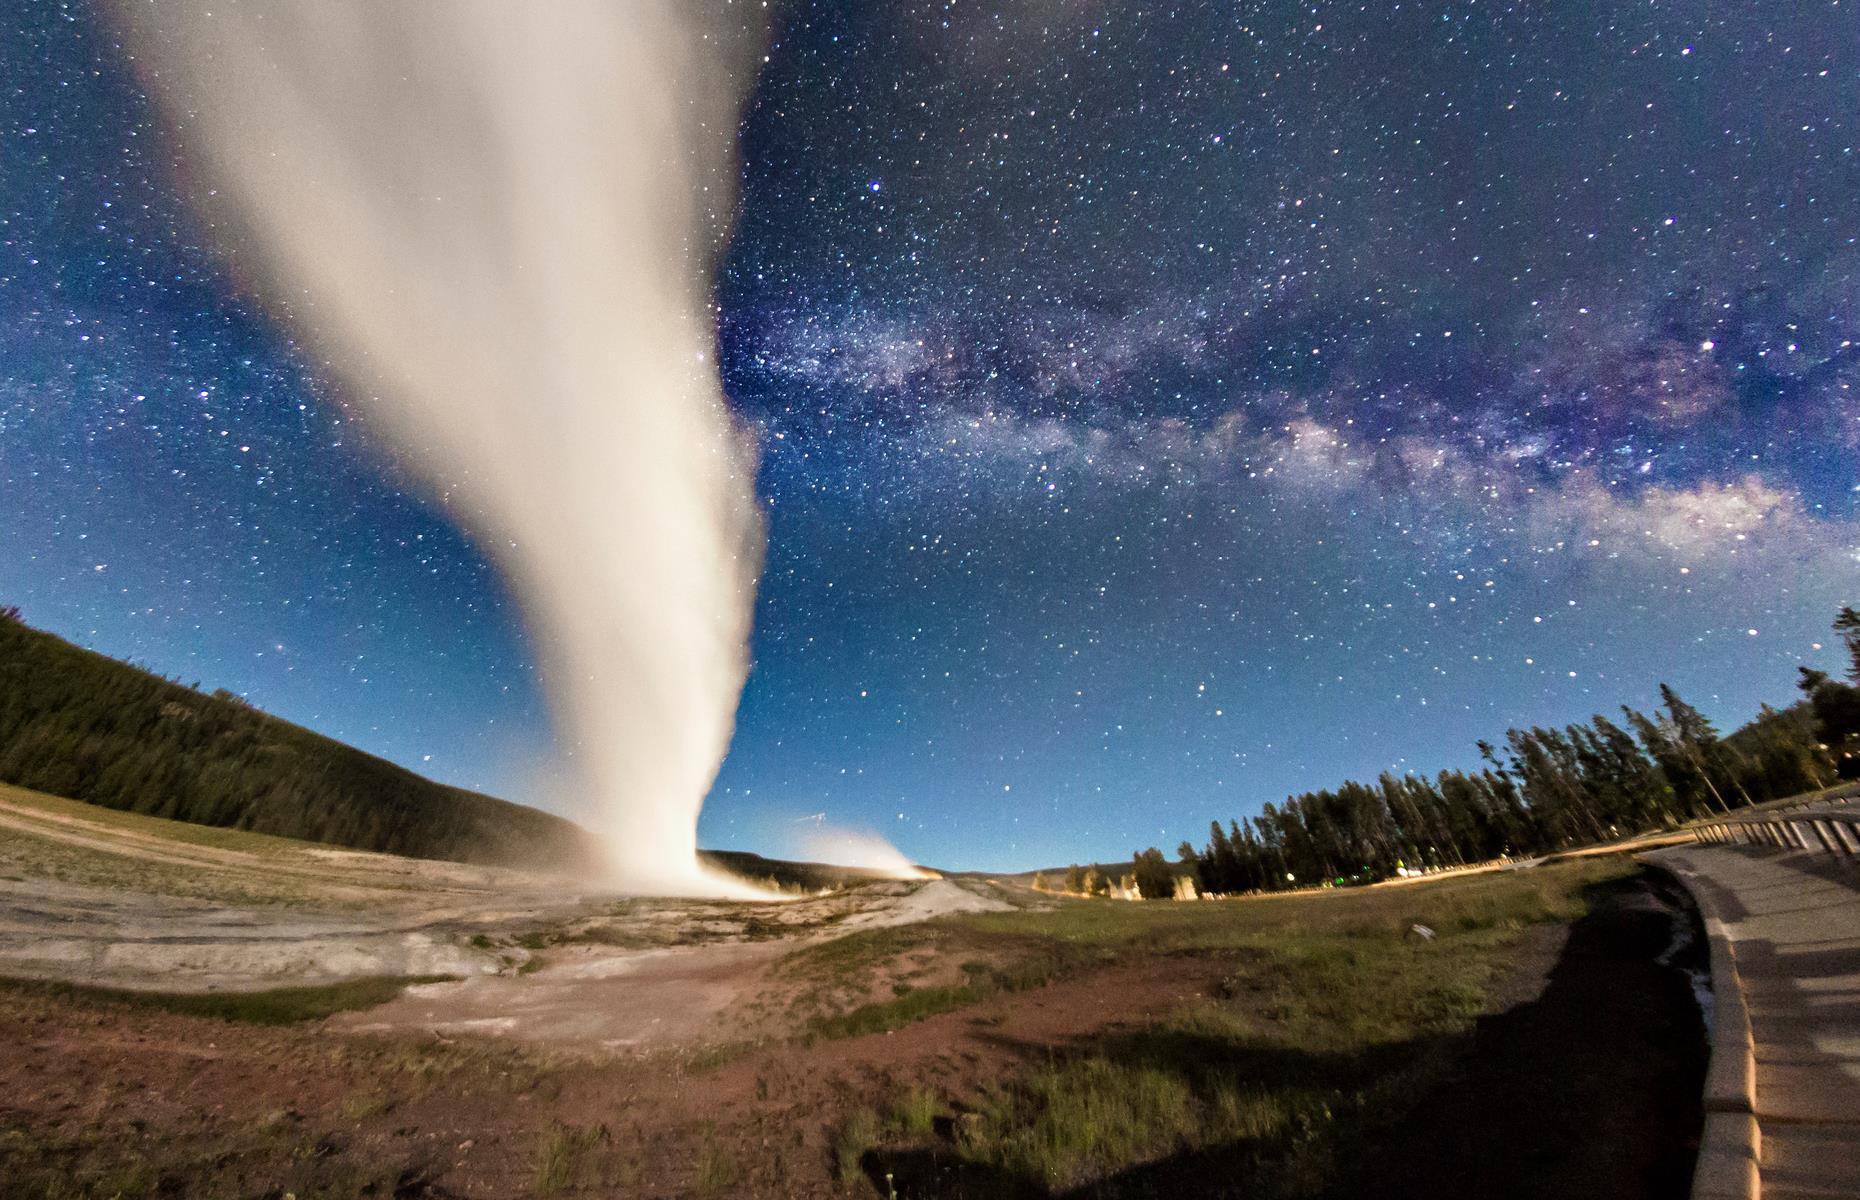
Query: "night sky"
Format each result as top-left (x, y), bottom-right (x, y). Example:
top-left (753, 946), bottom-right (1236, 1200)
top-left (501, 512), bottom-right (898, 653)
top-left (3, 2), bottom-right (1856, 872)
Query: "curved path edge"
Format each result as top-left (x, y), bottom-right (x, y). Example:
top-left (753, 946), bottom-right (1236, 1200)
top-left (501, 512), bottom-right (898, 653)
top-left (1640, 855), bottom-right (1761, 1200)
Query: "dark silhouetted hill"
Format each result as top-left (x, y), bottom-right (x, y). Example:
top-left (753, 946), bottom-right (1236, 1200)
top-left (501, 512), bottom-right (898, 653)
top-left (0, 610), bottom-right (599, 870)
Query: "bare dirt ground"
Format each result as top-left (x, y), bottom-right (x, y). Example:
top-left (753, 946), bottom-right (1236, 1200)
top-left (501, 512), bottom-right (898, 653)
top-left (335, 880), bottom-right (1015, 1051)
top-left (0, 925), bottom-right (1215, 1199)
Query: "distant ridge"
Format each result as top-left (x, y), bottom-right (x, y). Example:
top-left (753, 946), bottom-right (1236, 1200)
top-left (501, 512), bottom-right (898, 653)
top-left (0, 610), bottom-right (599, 871)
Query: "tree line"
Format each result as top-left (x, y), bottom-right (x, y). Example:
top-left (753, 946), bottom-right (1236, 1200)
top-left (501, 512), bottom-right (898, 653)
top-left (1035, 848), bottom-right (1183, 900)
top-left (1162, 605), bottom-right (1860, 897)
top-left (0, 609), bottom-right (600, 870)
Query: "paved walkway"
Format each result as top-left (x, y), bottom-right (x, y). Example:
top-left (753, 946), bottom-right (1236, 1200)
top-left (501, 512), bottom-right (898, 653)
top-left (1651, 842), bottom-right (1860, 1200)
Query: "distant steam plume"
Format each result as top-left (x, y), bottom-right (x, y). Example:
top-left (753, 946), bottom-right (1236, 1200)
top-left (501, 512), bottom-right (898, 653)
top-left (795, 824), bottom-right (940, 881)
top-left (112, 2), bottom-right (773, 896)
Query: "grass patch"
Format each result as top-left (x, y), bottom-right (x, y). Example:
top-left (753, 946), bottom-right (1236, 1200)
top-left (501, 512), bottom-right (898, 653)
top-left (0, 814), bottom-right (324, 907)
top-left (808, 982), bottom-right (990, 1040)
top-left (0, 781), bottom-right (435, 908)
top-left (959, 1055), bottom-right (1232, 1186)
top-left (804, 958), bottom-right (1075, 1040)
top-left (784, 858), bottom-right (1615, 1047)
top-left (0, 973), bottom-right (454, 1026)
top-left (787, 929), bottom-right (1108, 1041)
top-left (951, 985), bottom-right (1458, 1190)
top-left (532, 1122), bottom-right (609, 1195)
top-left (960, 858), bottom-right (1603, 955)
top-left (0, 781), bottom-right (313, 858)
top-left (780, 921), bottom-right (949, 983)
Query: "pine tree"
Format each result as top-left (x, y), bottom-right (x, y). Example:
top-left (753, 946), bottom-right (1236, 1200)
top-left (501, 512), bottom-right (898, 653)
top-left (1660, 684), bottom-right (1750, 809)
top-left (1625, 705), bottom-right (1715, 818)
top-left (1204, 820), bottom-right (1237, 893)
top-left (1835, 606), bottom-right (1860, 682)
top-left (1503, 730), bottom-right (1574, 842)
top-left (1132, 848), bottom-right (1174, 899)
top-left (1799, 667), bottom-right (1860, 779)
top-left (1591, 713), bottom-right (1675, 827)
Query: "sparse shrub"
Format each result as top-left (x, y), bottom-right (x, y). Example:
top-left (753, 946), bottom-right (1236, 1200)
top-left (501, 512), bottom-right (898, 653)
top-left (890, 1085), bottom-right (938, 1136)
top-left (339, 1090), bottom-right (391, 1120)
top-left (694, 1140), bottom-right (738, 1195)
top-left (685, 1040), bottom-right (754, 1073)
top-left (532, 1121), bottom-right (608, 1195)
top-left (834, 1107), bottom-right (882, 1183)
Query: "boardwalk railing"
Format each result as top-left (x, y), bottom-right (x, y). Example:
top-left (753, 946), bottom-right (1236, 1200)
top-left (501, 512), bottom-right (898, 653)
top-left (1695, 797), bottom-right (1860, 860)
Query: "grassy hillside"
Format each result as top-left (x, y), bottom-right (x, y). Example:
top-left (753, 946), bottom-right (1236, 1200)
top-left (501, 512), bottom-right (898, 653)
top-left (0, 611), bottom-right (599, 870)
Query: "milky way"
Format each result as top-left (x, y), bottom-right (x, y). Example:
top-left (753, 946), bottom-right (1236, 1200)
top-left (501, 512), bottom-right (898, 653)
top-left (3, 2), bottom-right (1856, 871)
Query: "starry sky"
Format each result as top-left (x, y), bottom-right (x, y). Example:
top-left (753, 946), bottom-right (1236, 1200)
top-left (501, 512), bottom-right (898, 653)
top-left (3, 1), bottom-right (1857, 872)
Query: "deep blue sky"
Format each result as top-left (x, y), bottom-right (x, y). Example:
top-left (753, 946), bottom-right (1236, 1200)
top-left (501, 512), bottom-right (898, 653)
top-left (3, 2), bottom-right (1856, 871)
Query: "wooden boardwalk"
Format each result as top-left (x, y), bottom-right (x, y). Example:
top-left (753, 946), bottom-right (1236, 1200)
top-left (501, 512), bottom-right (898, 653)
top-left (1653, 837), bottom-right (1860, 1200)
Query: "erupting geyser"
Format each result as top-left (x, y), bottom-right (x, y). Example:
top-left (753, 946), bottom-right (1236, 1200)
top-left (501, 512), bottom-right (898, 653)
top-left (114, 2), bottom-right (775, 896)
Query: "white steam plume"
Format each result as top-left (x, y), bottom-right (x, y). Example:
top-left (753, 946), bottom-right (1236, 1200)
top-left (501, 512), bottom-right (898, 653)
top-left (794, 823), bottom-right (940, 881)
top-left (112, 2), bottom-right (774, 896)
